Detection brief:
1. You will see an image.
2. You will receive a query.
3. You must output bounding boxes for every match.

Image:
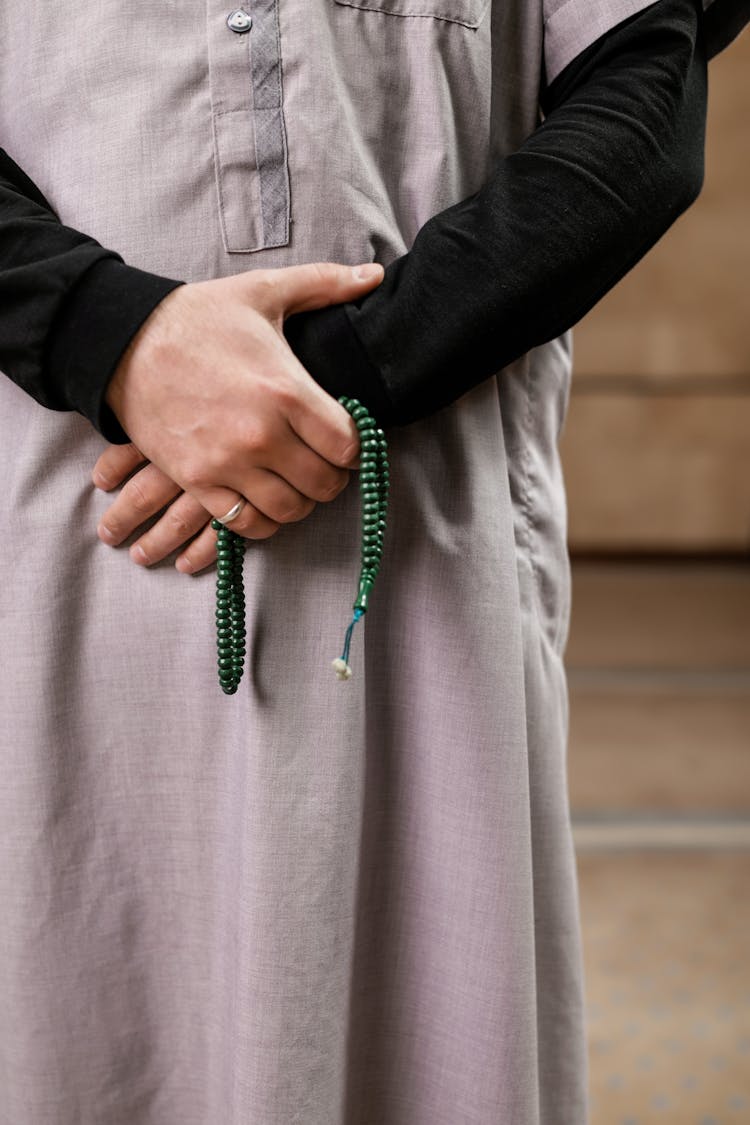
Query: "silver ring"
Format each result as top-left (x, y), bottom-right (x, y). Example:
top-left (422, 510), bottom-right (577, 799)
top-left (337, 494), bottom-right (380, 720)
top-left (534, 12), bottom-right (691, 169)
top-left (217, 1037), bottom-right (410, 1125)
top-left (217, 498), bottom-right (246, 525)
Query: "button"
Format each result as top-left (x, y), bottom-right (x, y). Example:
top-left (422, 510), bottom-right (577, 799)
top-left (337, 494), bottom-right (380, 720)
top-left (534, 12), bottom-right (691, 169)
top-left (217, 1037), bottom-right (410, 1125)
top-left (227, 9), bottom-right (252, 32)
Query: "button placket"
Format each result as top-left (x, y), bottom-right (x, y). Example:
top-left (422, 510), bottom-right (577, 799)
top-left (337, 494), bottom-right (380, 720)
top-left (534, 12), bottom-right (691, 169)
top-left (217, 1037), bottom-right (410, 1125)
top-left (242, 0), bottom-right (291, 250)
top-left (206, 0), bottom-right (291, 253)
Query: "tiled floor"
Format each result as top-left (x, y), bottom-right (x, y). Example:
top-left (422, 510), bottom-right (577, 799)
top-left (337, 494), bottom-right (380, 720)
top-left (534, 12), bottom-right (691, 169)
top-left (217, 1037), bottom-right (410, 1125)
top-left (566, 561), bottom-right (750, 1125)
top-left (579, 852), bottom-right (750, 1125)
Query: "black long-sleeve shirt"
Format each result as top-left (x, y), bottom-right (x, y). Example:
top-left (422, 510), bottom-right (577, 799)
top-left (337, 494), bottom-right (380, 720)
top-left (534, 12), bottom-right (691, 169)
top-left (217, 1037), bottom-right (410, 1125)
top-left (0, 0), bottom-right (736, 442)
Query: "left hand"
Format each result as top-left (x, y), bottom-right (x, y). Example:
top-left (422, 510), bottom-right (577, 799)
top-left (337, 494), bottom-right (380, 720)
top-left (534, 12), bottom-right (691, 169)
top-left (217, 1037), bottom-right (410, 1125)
top-left (92, 443), bottom-right (222, 574)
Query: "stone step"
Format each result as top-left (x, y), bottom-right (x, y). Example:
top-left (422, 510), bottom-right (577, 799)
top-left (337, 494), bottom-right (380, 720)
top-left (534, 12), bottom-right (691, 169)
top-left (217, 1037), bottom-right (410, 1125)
top-left (573, 815), bottom-right (750, 851)
top-left (565, 561), bottom-right (750, 670)
top-left (561, 386), bottom-right (750, 552)
top-left (566, 560), bottom-right (750, 815)
top-left (568, 684), bottom-right (750, 813)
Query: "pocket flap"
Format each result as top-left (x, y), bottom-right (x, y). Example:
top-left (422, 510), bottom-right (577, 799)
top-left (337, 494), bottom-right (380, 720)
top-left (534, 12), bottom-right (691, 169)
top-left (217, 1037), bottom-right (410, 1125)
top-left (333, 0), bottom-right (490, 29)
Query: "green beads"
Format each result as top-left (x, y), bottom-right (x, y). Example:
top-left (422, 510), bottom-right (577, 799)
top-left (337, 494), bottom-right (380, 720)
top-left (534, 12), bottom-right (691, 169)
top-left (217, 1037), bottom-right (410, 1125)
top-left (211, 397), bottom-right (389, 691)
top-left (211, 518), bottom-right (246, 695)
top-left (332, 397), bottom-right (390, 680)
top-left (343, 397), bottom-right (389, 610)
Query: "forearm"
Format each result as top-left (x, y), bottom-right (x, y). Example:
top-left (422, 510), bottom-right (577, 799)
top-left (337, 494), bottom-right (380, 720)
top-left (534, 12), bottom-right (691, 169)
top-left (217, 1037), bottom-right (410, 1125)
top-left (0, 148), bottom-right (184, 442)
top-left (284, 0), bottom-right (709, 427)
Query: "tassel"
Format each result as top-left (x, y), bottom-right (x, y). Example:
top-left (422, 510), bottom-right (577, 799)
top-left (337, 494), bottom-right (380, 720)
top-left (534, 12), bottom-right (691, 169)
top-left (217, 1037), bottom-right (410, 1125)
top-left (331, 608), bottom-right (364, 680)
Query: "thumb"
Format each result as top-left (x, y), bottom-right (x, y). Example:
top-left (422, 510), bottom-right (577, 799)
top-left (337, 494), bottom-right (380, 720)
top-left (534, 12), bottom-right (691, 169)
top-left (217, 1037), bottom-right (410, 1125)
top-left (252, 260), bottom-right (385, 319)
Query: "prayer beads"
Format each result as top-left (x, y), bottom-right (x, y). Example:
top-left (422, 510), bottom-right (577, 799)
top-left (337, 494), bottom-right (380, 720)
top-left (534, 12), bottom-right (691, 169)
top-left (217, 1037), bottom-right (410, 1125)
top-left (211, 397), bottom-right (388, 692)
top-left (332, 397), bottom-right (389, 681)
top-left (211, 518), bottom-right (246, 694)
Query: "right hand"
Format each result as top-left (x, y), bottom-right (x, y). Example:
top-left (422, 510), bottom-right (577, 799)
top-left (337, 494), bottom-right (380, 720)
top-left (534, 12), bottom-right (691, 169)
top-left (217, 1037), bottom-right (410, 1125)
top-left (101, 261), bottom-right (384, 541)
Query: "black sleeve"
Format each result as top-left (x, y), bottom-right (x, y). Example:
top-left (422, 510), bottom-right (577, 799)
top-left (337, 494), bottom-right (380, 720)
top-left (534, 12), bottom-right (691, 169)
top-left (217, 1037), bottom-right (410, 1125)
top-left (703, 0), bottom-right (750, 57)
top-left (283, 0), bottom-right (709, 427)
top-left (0, 149), bottom-right (185, 443)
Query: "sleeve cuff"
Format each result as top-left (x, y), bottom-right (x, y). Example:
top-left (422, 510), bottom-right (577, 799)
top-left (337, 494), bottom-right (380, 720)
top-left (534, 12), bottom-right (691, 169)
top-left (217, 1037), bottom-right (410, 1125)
top-left (44, 256), bottom-right (186, 443)
top-left (543, 0), bottom-right (660, 86)
top-left (283, 302), bottom-right (396, 429)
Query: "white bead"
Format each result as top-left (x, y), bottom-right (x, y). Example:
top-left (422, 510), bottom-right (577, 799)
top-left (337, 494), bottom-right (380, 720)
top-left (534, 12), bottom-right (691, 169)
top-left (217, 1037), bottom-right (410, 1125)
top-left (331, 658), bottom-right (352, 680)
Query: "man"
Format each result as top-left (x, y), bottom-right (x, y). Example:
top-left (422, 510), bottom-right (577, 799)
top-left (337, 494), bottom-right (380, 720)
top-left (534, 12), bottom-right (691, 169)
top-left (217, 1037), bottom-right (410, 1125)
top-left (0, 1), bottom-right (745, 1121)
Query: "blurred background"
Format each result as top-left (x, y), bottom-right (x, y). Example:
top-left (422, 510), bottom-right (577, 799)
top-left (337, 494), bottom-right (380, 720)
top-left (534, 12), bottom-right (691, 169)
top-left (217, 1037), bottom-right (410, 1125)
top-left (560, 28), bottom-right (750, 1125)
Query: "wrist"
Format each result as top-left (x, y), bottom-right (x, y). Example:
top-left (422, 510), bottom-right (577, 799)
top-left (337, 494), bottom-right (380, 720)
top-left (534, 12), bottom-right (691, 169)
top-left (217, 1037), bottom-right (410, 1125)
top-left (105, 281), bottom-right (187, 429)
top-left (44, 257), bottom-right (186, 443)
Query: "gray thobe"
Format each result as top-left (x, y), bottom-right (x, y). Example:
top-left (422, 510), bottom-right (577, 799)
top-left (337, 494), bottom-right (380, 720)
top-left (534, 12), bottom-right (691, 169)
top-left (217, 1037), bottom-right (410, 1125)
top-left (0, 1), bottom-right (705, 1122)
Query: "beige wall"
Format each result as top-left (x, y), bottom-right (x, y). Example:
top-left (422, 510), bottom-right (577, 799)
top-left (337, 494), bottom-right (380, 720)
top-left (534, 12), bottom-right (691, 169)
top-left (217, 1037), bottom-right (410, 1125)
top-left (560, 32), bottom-right (750, 552)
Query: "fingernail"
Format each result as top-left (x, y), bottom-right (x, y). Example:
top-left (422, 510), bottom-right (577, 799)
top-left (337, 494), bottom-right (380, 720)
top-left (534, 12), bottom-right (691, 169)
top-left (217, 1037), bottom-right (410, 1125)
top-left (175, 556), bottom-right (194, 574)
top-left (352, 263), bottom-right (382, 281)
top-left (93, 470), bottom-right (112, 489)
top-left (131, 545), bottom-right (149, 565)
top-left (98, 524), bottom-right (116, 544)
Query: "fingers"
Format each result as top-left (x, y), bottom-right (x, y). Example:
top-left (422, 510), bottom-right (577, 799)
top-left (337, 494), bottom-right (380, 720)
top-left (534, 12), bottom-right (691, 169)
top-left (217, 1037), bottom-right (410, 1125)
top-left (175, 522), bottom-right (221, 575)
top-left (92, 442), bottom-right (147, 490)
top-left (259, 424), bottom-right (353, 501)
top-left (248, 261), bottom-right (384, 320)
top-left (195, 469), bottom-right (317, 539)
top-left (129, 491), bottom-right (270, 574)
top-left (283, 381), bottom-right (362, 470)
top-left (97, 462), bottom-right (181, 545)
top-left (97, 454), bottom-right (333, 573)
top-left (129, 491), bottom-right (212, 567)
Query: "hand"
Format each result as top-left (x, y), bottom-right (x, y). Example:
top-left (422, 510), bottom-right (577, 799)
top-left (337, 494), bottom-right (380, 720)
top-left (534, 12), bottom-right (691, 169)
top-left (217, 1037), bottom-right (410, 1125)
top-left (103, 261), bottom-right (383, 540)
top-left (93, 444), bottom-right (223, 573)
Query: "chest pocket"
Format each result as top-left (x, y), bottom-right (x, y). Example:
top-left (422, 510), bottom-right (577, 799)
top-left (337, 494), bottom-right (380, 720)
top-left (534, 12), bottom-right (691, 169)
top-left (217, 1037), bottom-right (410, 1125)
top-left (333, 0), bottom-right (490, 28)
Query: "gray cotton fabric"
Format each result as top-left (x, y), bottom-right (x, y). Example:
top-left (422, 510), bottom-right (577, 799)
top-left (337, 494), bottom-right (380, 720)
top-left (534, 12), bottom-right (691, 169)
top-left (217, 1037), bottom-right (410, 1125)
top-left (0, 1), bottom-right (701, 1122)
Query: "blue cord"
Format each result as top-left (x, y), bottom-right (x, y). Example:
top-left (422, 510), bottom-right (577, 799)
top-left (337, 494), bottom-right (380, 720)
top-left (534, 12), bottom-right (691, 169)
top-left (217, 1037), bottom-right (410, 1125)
top-left (341, 608), bottom-right (364, 667)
